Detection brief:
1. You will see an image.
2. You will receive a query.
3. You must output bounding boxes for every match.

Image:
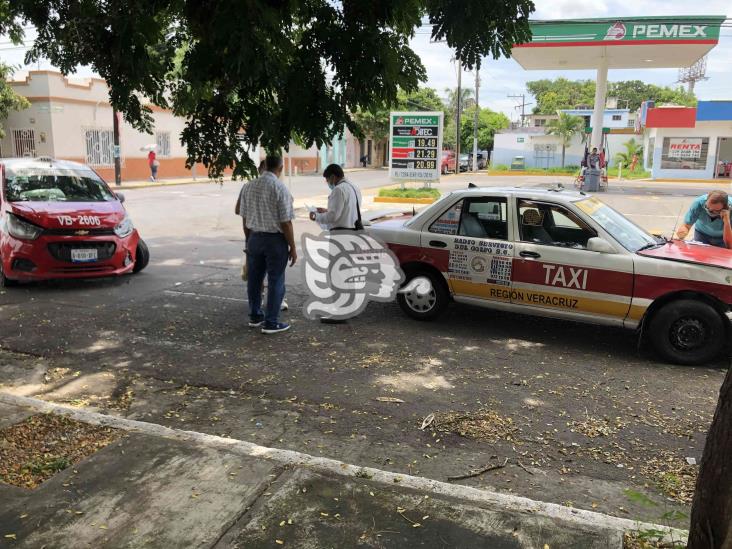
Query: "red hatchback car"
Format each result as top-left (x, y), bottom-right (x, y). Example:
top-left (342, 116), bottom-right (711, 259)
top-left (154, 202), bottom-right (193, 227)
top-left (0, 157), bottom-right (149, 287)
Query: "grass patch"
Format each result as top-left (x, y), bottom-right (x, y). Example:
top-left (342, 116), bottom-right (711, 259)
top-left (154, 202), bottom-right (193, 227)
top-left (0, 413), bottom-right (120, 489)
top-left (378, 187), bottom-right (441, 199)
top-left (488, 166), bottom-right (581, 176)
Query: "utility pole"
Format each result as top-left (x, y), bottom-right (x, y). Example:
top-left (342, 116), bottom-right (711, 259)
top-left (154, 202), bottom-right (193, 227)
top-left (455, 59), bottom-right (462, 168)
top-left (112, 109), bottom-right (121, 186)
top-left (508, 94), bottom-right (530, 127)
top-left (473, 67), bottom-right (480, 172)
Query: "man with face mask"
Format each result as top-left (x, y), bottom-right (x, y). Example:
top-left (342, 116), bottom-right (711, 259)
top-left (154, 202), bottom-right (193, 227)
top-left (310, 164), bottom-right (362, 231)
top-left (676, 190), bottom-right (732, 248)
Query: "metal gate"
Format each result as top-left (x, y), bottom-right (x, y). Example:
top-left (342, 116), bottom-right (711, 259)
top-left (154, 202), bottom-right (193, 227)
top-left (533, 144), bottom-right (556, 169)
top-left (12, 129), bottom-right (36, 157)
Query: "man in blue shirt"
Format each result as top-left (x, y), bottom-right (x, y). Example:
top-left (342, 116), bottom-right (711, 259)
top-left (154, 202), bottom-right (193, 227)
top-left (676, 191), bottom-right (732, 249)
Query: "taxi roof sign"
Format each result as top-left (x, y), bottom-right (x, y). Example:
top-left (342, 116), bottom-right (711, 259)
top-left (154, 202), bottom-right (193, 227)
top-left (512, 16), bottom-right (725, 70)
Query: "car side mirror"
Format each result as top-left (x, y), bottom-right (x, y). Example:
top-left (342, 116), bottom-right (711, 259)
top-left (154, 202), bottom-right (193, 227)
top-left (116, 192), bottom-right (125, 204)
top-left (587, 237), bottom-right (616, 254)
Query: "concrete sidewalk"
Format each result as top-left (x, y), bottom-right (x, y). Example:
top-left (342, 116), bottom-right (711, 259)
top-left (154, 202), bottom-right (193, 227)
top-left (0, 393), bottom-right (685, 548)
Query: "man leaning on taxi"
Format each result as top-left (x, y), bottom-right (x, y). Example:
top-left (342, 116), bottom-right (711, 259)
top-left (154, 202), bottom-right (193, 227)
top-left (676, 190), bottom-right (732, 249)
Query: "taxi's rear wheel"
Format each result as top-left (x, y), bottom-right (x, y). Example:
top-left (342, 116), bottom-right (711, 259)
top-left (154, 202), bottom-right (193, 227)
top-left (649, 299), bottom-right (725, 365)
top-left (0, 260), bottom-right (18, 288)
top-left (132, 239), bottom-right (150, 273)
top-left (397, 269), bottom-right (448, 321)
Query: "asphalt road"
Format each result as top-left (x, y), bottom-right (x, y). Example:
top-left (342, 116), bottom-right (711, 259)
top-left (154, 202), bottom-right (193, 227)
top-left (0, 172), bottom-right (729, 527)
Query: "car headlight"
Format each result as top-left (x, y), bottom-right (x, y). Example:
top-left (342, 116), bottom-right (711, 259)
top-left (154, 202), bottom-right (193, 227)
top-left (114, 215), bottom-right (134, 238)
top-left (7, 213), bottom-right (42, 240)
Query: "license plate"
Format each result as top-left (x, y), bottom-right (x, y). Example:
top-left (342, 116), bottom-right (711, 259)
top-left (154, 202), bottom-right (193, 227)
top-left (71, 249), bottom-right (98, 263)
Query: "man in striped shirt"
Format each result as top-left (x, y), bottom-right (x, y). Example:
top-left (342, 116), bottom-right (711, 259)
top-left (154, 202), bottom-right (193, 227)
top-left (239, 156), bottom-right (297, 334)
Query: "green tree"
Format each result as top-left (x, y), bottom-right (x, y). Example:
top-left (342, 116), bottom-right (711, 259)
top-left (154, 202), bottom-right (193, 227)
top-left (527, 78), bottom-right (595, 114)
top-left (4, 0), bottom-right (534, 178)
top-left (443, 87), bottom-right (474, 150)
top-left (527, 78), bottom-right (697, 114)
top-left (608, 80), bottom-right (696, 110)
top-left (352, 86), bottom-right (447, 144)
top-left (0, 64), bottom-right (30, 138)
top-left (545, 113), bottom-right (584, 167)
top-left (460, 106), bottom-right (509, 151)
top-left (614, 138), bottom-right (643, 170)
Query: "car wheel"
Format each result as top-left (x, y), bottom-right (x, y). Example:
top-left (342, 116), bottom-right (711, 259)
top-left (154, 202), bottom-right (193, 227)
top-left (132, 239), bottom-right (150, 273)
top-left (397, 269), bottom-right (449, 321)
top-left (0, 260), bottom-right (18, 288)
top-left (648, 299), bottom-right (726, 365)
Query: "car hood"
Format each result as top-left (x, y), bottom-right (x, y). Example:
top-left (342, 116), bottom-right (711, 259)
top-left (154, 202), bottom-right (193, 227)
top-left (637, 241), bottom-right (732, 270)
top-left (9, 201), bottom-right (125, 229)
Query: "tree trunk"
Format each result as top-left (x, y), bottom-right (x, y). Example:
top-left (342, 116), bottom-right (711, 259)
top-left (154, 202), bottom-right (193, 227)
top-left (688, 363), bottom-right (732, 549)
top-left (561, 145), bottom-right (566, 168)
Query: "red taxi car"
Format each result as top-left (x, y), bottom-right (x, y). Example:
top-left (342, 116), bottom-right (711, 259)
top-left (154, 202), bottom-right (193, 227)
top-left (368, 186), bottom-right (732, 365)
top-left (0, 157), bottom-right (149, 287)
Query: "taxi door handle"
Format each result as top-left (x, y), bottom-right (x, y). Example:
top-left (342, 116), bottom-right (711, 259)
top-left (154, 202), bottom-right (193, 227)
top-left (429, 240), bottom-right (447, 248)
top-left (520, 251), bottom-right (541, 259)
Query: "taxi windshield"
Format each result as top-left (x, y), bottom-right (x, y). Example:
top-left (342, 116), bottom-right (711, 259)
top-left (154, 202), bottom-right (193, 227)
top-left (4, 165), bottom-right (115, 202)
top-left (574, 197), bottom-right (659, 252)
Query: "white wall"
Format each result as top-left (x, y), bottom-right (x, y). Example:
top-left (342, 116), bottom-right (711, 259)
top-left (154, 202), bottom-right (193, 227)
top-left (645, 121), bottom-right (732, 180)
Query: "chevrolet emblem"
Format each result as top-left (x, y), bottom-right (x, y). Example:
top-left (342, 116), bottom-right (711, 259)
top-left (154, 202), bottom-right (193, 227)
top-left (74, 230), bottom-right (90, 236)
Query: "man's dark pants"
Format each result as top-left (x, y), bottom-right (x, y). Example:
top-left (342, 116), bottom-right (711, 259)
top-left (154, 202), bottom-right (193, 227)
top-left (247, 232), bottom-right (288, 325)
top-left (693, 229), bottom-right (726, 248)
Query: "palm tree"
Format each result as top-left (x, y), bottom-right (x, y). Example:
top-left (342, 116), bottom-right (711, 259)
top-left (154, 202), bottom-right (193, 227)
top-left (545, 113), bottom-right (585, 167)
top-left (615, 138), bottom-right (644, 171)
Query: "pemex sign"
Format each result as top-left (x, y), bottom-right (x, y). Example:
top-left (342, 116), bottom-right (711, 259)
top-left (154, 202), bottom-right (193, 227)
top-left (525, 16), bottom-right (723, 45)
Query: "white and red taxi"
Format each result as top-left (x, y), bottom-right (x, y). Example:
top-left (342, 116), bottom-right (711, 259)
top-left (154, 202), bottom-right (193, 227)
top-left (368, 186), bottom-right (732, 365)
top-left (0, 157), bottom-right (149, 286)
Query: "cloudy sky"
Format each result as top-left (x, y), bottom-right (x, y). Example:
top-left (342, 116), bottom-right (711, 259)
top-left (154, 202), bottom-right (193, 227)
top-left (411, 0), bottom-right (731, 120)
top-left (3, 0), bottom-right (730, 122)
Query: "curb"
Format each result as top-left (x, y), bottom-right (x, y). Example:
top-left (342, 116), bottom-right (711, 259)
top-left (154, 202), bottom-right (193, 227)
top-left (114, 179), bottom-right (233, 190)
top-left (0, 391), bottom-right (687, 543)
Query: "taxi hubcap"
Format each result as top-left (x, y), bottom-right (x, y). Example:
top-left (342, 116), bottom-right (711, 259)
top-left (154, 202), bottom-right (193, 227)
top-left (404, 279), bottom-right (436, 312)
top-left (670, 317), bottom-right (706, 351)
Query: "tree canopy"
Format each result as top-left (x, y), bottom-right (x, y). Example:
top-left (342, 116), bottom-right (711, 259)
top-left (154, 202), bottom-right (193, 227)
top-left (527, 78), bottom-right (696, 114)
top-left (0, 63), bottom-right (30, 139)
top-left (459, 106), bottom-right (510, 151)
top-left (3, 0), bottom-right (534, 177)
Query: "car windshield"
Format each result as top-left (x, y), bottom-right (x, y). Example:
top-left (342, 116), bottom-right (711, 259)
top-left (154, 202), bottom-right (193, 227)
top-left (574, 197), bottom-right (659, 252)
top-left (4, 164), bottom-right (115, 202)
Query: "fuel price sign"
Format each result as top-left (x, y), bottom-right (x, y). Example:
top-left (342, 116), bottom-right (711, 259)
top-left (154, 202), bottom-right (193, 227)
top-left (389, 112), bottom-right (443, 182)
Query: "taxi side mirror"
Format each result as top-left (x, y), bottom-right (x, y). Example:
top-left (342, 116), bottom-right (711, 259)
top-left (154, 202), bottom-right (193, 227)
top-left (587, 237), bottom-right (616, 254)
top-left (116, 192), bottom-right (126, 204)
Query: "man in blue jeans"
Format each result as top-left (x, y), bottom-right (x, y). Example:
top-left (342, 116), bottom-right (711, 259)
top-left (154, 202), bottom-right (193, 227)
top-left (676, 190), bottom-right (732, 249)
top-left (239, 155), bottom-right (297, 334)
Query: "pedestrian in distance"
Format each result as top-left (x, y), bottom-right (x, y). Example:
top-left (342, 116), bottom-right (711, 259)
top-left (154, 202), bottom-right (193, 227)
top-left (148, 150), bottom-right (159, 181)
top-left (676, 190), bottom-right (732, 249)
top-left (239, 155), bottom-right (297, 334)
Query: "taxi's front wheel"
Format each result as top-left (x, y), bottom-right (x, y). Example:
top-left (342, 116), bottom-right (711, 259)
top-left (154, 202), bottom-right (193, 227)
top-left (649, 299), bottom-right (726, 365)
top-left (397, 269), bottom-right (448, 321)
top-left (0, 260), bottom-right (18, 288)
top-left (132, 239), bottom-right (150, 274)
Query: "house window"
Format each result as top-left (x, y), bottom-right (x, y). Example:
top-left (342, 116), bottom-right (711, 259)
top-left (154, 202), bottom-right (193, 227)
top-left (156, 132), bottom-right (171, 157)
top-left (534, 119), bottom-right (546, 127)
top-left (661, 137), bottom-right (709, 170)
top-left (84, 128), bottom-right (115, 166)
top-left (612, 115), bottom-right (622, 121)
top-left (12, 129), bottom-right (36, 157)
top-left (627, 118), bottom-right (636, 128)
